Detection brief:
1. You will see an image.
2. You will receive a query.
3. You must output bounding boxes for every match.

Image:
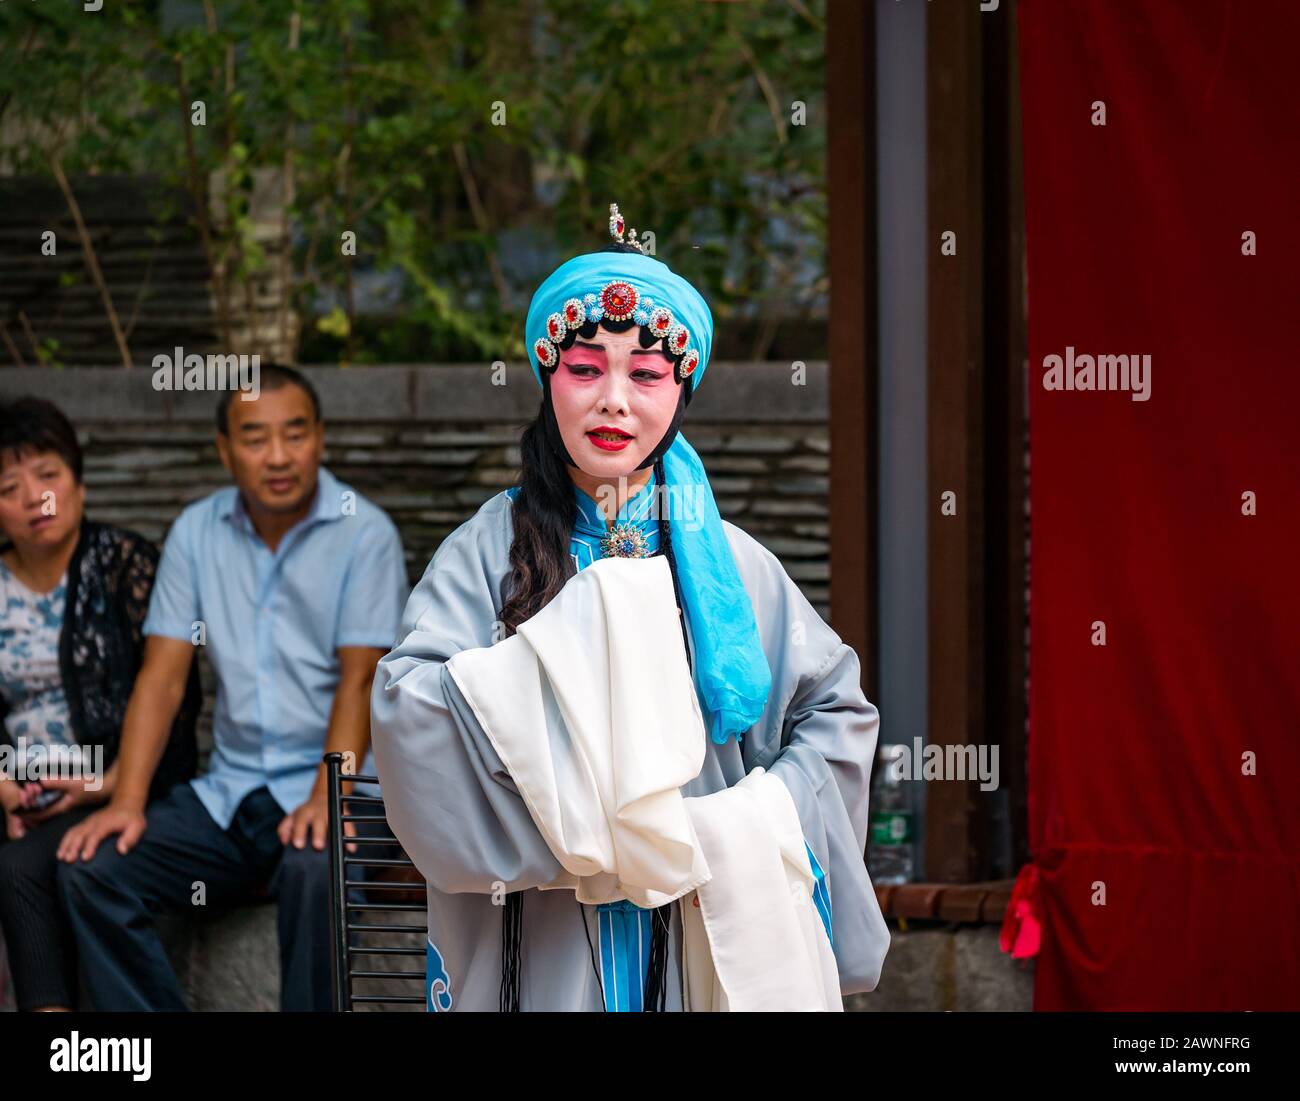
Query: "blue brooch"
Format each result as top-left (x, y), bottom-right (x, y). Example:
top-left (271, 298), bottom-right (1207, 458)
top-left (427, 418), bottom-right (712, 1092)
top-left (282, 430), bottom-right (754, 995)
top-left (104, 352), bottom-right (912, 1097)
top-left (600, 523), bottom-right (650, 560)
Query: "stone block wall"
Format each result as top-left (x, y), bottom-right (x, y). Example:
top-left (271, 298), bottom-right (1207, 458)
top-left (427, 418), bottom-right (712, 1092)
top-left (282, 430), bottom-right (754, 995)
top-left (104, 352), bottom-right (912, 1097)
top-left (76, 419), bottom-right (833, 617)
top-left (2, 363), bottom-right (832, 614)
top-left (3, 363), bottom-right (831, 772)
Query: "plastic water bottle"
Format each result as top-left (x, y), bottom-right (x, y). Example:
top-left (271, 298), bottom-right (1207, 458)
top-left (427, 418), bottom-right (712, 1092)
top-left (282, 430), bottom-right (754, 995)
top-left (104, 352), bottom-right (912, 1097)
top-left (867, 743), bottom-right (913, 884)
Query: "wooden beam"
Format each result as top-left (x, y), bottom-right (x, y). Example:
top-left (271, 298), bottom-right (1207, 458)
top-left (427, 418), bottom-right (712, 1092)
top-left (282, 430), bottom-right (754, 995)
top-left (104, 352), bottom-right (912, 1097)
top-left (981, 0), bottom-right (1030, 876)
top-left (926, 0), bottom-right (986, 883)
top-left (826, 0), bottom-right (879, 703)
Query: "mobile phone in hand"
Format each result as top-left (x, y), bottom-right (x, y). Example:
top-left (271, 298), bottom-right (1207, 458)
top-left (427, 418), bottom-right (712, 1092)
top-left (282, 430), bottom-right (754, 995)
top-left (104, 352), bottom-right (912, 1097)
top-left (24, 787), bottom-right (63, 813)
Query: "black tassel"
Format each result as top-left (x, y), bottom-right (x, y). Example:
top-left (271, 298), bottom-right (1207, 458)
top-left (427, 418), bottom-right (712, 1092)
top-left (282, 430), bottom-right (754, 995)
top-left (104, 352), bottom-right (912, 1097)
top-left (578, 901), bottom-right (608, 1011)
top-left (499, 892), bottom-right (523, 1012)
top-left (642, 904), bottom-right (673, 1011)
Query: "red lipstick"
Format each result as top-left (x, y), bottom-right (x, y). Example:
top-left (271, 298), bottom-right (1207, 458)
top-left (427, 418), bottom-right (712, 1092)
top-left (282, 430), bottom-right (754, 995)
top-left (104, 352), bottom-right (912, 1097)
top-left (586, 425), bottom-right (634, 452)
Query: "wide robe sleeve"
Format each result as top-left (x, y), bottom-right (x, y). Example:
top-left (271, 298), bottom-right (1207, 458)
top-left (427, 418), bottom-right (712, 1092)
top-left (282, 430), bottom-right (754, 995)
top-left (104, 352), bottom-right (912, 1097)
top-left (725, 523), bottom-right (891, 995)
top-left (369, 495), bottom-right (566, 895)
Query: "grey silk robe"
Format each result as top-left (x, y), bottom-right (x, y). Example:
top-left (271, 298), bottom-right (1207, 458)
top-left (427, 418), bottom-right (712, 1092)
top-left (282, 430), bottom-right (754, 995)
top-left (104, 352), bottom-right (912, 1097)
top-left (370, 490), bottom-right (890, 1011)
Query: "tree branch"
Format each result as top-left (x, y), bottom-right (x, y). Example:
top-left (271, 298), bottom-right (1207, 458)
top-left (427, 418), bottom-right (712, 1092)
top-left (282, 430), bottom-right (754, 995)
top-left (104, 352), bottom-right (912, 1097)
top-left (0, 320), bottom-right (26, 367)
top-left (341, 22), bottom-right (356, 363)
top-left (452, 140), bottom-right (510, 310)
top-left (16, 310), bottom-right (40, 364)
top-left (278, 1), bottom-right (302, 362)
top-left (49, 155), bottom-right (132, 369)
top-left (174, 53), bottom-right (234, 349)
top-left (736, 38), bottom-right (787, 146)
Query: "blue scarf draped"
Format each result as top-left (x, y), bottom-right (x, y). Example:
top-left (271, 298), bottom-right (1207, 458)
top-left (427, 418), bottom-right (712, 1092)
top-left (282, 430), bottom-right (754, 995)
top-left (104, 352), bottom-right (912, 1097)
top-left (524, 251), bottom-right (771, 745)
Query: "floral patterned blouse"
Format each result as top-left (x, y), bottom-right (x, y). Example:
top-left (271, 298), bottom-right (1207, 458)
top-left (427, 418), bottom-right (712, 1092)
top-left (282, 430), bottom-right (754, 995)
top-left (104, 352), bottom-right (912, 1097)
top-left (0, 561), bottom-right (73, 749)
top-left (0, 521), bottom-right (201, 800)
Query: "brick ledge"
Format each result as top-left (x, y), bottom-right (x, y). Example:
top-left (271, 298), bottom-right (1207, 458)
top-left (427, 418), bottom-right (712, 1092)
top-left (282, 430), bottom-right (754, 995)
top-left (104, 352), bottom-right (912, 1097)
top-left (875, 879), bottom-right (1014, 924)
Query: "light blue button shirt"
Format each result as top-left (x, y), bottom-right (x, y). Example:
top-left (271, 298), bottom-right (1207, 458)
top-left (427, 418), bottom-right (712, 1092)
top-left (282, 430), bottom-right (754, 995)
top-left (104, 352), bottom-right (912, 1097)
top-left (144, 466), bottom-right (408, 830)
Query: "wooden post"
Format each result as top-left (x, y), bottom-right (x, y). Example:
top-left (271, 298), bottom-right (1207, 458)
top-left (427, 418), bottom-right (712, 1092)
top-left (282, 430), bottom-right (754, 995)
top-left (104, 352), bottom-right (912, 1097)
top-left (826, 0), bottom-right (879, 706)
top-left (926, 0), bottom-right (986, 882)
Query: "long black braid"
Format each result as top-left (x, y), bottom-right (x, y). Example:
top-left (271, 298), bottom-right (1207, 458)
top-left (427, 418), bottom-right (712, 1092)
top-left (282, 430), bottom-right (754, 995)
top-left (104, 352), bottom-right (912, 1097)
top-left (641, 452), bottom-right (690, 1011)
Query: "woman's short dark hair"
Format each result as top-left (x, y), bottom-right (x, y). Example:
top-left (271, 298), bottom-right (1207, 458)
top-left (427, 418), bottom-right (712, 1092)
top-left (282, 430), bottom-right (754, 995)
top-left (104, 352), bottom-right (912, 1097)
top-left (0, 396), bottom-right (83, 483)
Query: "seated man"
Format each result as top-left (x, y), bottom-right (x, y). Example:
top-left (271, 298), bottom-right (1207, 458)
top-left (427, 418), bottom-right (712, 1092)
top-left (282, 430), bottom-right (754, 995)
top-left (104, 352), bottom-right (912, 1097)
top-left (55, 365), bottom-right (407, 1011)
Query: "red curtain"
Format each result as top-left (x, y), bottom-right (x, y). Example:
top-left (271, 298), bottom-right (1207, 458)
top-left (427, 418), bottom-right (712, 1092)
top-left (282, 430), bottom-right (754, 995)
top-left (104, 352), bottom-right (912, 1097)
top-left (1018, 0), bottom-right (1300, 1010)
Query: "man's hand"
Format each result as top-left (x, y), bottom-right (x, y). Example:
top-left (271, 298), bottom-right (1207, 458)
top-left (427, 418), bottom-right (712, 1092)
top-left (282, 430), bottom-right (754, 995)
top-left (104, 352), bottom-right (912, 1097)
top-left (56, 801), bottom-right (148, 863)
top-left (284, 644), bottom-right (384, 856)
top-left (277, 788), bottom-right (357, 852)
top-left (278, 788), bottom-right (331, 851)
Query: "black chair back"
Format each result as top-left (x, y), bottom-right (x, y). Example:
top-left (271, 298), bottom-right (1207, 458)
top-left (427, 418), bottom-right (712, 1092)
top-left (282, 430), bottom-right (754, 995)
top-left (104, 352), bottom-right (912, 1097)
top-left (325, 751), bottom-right (428, 1011)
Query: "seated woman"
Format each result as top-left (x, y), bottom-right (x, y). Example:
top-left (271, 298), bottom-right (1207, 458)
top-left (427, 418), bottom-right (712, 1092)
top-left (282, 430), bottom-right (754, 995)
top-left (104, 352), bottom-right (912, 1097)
top-left (371, 205), bottom-right (889, 1012)
top-left (0, 396), bottom-right (200, 1011)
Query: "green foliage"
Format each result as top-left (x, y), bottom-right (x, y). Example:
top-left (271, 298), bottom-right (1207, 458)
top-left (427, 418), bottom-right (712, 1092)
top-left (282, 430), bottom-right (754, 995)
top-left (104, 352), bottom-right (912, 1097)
top-left (0, 0), bottom-right (825, 363)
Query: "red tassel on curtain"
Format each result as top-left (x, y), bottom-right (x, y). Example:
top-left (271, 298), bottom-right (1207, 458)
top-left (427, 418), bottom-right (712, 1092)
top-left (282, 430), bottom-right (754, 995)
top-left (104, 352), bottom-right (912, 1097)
top-left (999, 863), bottom-right (1042, 960)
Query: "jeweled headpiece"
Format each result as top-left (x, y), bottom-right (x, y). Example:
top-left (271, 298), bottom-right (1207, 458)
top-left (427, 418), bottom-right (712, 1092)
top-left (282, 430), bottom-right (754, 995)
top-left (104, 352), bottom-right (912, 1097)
top-left (530, 202), bottom-right (703, 385)
top-left (608, 202), bottom-right (649, 255)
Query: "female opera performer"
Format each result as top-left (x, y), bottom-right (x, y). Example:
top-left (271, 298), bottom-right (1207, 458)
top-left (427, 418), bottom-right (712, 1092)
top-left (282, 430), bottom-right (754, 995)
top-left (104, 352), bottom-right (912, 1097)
top-left (370, 205), bottom-right (889, 1011)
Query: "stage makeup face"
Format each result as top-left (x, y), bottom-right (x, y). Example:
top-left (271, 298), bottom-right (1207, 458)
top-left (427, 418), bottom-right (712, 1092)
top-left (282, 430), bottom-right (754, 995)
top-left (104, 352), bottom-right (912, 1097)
top-left (550, 325), bottom-right (679, 501)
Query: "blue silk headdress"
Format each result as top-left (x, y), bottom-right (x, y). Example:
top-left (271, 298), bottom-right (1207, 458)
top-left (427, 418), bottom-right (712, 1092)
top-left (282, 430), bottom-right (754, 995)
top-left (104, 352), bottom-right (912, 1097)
top-left (522, 208), bottom-right (772, 745)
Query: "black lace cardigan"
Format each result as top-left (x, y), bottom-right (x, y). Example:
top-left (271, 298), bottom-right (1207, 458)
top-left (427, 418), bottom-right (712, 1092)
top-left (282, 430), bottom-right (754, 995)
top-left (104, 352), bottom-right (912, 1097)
top-left (0, 520), bottom-right (200, 800)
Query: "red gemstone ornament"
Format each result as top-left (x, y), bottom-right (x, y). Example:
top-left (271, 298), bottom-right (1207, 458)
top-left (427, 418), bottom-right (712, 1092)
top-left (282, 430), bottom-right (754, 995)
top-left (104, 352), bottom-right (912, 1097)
top-left (648, 306), bottom-right (673, 337)
top-left (535, 338), bottom-right (557, 369)
top-left (563, 298), bottom-right (586, 327)
top-left (680, 348), bottom-right (700, 377)
top-left (546, 313), bottom-right (567, 342)
top-left (599, 280), bottom-right (639, 321)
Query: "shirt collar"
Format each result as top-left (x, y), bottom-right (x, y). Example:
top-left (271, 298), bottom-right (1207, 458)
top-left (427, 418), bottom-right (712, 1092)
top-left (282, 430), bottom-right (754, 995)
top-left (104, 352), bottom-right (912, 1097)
top-left (572, 467), bottom-right (658, 536)
top-left (221, 466), bottom-right (346, 534)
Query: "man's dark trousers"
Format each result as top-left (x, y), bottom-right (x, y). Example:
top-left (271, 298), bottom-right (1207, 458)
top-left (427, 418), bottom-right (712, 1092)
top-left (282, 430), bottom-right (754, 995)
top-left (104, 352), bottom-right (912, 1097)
top-left (57, 783), bottom-right (332, 1011)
